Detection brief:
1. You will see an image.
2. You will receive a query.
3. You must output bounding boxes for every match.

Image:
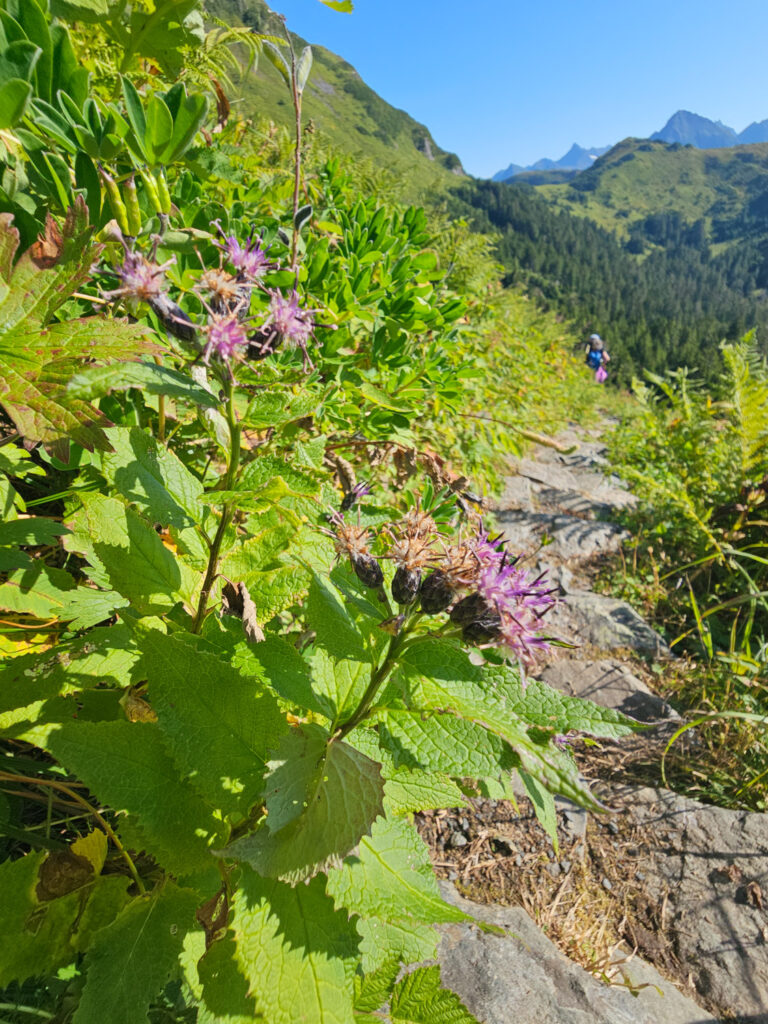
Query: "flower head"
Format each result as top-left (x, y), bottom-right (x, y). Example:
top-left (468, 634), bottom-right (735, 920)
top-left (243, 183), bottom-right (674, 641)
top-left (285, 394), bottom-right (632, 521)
top-left (340, 481), bottom-right (372, 512)
top-left (213, 222), bottom-right (274, 281)
top-left (104, 252), bottom-right (175, 303)
top-left (255, 289), bottom-right (316, 370)
top-left (198, 268), bottom-right (243, 313)
top-left (469, 532), bottom-right (557, 664)
top-left (203, 313), bottom-right (250, 364)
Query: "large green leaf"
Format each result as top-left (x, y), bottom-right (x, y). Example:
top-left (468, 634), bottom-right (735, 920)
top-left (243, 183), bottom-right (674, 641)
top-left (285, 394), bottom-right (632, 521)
top-left (0, 562), bottom-right (128, 629)
top-left (397, 640), bottom-right (607, 808)
top-left (249, 635), bottom-right (334, 719)
top-left (101, 425), bottom-right (206, 531)
top-left (327, 816), bottom-right (467, 925)
top-left (377, 709), bottom-right (518, 778)
top-left (65, 492), bottom-right (200, 615)
top-left (74, 883), bottom-right (199, 1024)
top-left (1, 624), bottom-right (141, 703)
top-left (223, 724), bottom-right (384, 882)
top-left (231, 869), bottom-right (358, 1024)
top-left (44, 720), bottom-right (226, 875)
top-left (69, 362), bottom-right (217, 409)
top-left (141, 630), bottom-right (288, 818)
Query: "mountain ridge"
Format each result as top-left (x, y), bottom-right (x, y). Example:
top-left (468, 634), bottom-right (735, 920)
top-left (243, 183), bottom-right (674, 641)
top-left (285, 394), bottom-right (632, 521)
top-left (495, 110), bottom-right (768, 181)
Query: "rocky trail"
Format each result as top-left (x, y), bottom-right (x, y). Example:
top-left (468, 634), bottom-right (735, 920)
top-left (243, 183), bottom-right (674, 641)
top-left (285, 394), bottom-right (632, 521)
top-left (422, 424), bottom-right (768, 1024)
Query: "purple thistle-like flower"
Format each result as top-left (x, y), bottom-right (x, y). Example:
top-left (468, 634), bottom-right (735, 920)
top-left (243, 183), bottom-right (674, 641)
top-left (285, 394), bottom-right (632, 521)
top-left (341, 481), bottom-right (372, 512)
top-left (203, 313), bottom-right (250, 363)
top-left (466, 530), bottom-right (558, 665)
top-left (260, 289), bottom-right (315, 369)
top-left (265, 290), bottom-right (313, 345)
top-left (104, 252), bottom-right (175, 303)
top-left (212, 221), bottom-right (274, 281)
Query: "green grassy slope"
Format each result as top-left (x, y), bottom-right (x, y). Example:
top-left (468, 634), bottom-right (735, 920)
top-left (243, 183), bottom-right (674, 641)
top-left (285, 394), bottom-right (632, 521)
top-left (206, 0), bottom-right (464, 200)
top-left (538, 138), bottom-right (768, 247)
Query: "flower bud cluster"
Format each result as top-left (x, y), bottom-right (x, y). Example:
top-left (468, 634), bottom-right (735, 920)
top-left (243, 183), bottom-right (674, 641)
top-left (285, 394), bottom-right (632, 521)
top-left (329, 504), bottom-right (558, 664)
top-left (100, 222), bottom-right (317, 372)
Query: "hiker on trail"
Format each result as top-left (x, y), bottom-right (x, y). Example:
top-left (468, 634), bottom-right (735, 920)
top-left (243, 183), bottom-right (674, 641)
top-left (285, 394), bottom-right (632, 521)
top-left (585, 333), bottom-right (610, 383)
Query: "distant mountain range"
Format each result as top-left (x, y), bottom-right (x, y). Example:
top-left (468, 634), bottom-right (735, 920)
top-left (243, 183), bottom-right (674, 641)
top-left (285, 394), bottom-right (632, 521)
top-left (493, 110), bottom-right (768, 182)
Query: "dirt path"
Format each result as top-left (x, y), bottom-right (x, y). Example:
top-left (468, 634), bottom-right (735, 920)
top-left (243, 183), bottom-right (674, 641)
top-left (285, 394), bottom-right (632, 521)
top-left (423, 423), bottom-right (768, 1024)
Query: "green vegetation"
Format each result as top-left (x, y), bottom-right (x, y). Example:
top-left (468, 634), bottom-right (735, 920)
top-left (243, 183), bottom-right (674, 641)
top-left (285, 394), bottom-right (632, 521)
top-left (0, 2), bottom-right (617, 1022)
top-left (605, 339), bottom-right (768, 809)
top-left (452, 177), bottom-right (768, 382)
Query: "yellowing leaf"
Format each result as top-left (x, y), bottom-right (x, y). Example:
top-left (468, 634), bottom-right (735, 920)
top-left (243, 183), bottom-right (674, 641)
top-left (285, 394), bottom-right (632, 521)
top-left (71, 830), bottom-right (108, 875)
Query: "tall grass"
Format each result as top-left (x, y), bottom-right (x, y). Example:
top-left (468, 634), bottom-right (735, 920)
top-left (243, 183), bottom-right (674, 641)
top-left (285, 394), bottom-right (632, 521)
top-left (607, 335), bottom-right (768, 808)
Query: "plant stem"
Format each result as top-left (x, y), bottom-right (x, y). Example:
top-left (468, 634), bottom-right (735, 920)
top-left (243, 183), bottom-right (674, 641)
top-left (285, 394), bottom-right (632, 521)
top-left (190, 381), bottom-right (242, 634)
top-left (282, 18), bottom-right (302, 270)
top-left (336, 633), bottom-right (404, 740)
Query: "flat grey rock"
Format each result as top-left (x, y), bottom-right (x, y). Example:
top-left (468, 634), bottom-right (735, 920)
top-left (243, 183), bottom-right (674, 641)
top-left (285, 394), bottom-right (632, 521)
top-left (537, 659), bottom-right (678, 723)
top-left (604, 785), bottom-right (768, 1021)
top-left (496, 509), bottom-right (628, 562)
top-left (549, 590), bottom-right (671, 657)
top-left (437, 882), bottom-right (707, 1024)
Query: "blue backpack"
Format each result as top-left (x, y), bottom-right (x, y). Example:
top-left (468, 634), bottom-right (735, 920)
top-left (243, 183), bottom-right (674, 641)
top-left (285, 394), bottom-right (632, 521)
top-left (586, 348), bottom-right (603, 369)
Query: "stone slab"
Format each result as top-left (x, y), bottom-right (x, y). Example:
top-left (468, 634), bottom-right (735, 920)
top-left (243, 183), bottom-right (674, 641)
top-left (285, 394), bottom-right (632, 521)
top-left (496, 509), bottom-right (628, 562)
top-left (549, 590), bottom-right (671, 658)
top-left (604, 785), bottom-right (768, 1021)
top-left (437, 882), bottom-right (708, 1024)
top-left (537, 659), bottom-right (678, 723)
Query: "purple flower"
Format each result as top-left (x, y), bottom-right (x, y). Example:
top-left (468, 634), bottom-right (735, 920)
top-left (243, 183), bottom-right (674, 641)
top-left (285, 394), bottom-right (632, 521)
top-left (260, 290), bottom-right (315, 369)
top-left (104, 253), bottom-right (175, 303)
top-left (203, 314), bottom-right (250, 363)
top-left (212, 222), bottom-right (273, 281)
top-left (265, 290), bottom-right (313, 345)
top-left (464, 531), bottom-right (558, 665)
top-left (341, 481), bottom-right (372, 512)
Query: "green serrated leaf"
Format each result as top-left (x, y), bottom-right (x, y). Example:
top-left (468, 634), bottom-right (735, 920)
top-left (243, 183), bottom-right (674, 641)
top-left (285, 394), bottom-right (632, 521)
top-left (2, 625), bottom-right (141, 709)
top-left (223, 724), bottom-right (384, 882)
top-left (0, 562), bottom-right (128, 629)
top-left (74, 883), bottom-right (199, 1024)
top-left (44, 721), bottom-right (226, 875)
top-left (357, 916), bottom-right (438, 974)
top-left (390, 966), bottom-right (478, 1024)
top-left (397, 641), bottom-right (604, 808)
top-left (197, 933), bottom-right (261, 1023)
top-left (327, 815), bottom-right (467, 925)
top-left (0, 516), bottom-right (69, 546)
top-left (520, 769), bottom-right (559, 853)
top-left (101, 426), bottom-right (206, 531)
top-left (354, 957), bottom-right (400, 1013)
top-left (378, 709), bottom-right (518, 778)
top-left (307, 573), bottom-right (373, 662)
top-left (250, 635), bottom-right (333, 719)
top-left (231, 869), bottom-right (358, 1024)
top-left (310, 647), bottom-right (371, 725)
top-left (0, 853), bottom-right (130, 987)
top-left (487, 665), bottom-right (638, 740)
top-left (141, 630), bottom-right (288, 818)
top-left (65, 492), bottom-right (199, 614)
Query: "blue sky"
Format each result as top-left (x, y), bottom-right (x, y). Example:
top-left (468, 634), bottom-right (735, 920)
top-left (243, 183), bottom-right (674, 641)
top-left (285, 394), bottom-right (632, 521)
top-left (265, 0), bottom-right (768, 177)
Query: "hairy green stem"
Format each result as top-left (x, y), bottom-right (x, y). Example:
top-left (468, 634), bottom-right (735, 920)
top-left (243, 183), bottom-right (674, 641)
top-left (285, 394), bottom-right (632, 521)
top-left (336, 633), bottom-right (405, 740)
top-left (282, 19), bottom-right (302, 270)
top-left (190, 382), bottom-right (241, 634)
